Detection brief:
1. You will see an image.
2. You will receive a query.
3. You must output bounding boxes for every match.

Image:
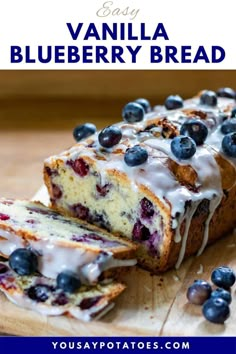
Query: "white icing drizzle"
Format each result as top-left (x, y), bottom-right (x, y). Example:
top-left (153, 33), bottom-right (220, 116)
top-left (79, 255), bottom-right (136, 284)
top-left (3, 287), bottom-right (113, 322)
top-left (197, 264), bottom-right (204, 275)
top-left (173, 274), bottom-right (180, 282)
top-left (0, 230), bottom-right (26, 254)
top-left (174, 213), bottom-right (185, 243)
top-left (175, 201), bottom-right (201, 269)
top-left (0, 230), bottom-right (136, 284)
top-left (197, 194), bottom-right (222, 256)
top-left (0, 261), bottom-right (119, 322)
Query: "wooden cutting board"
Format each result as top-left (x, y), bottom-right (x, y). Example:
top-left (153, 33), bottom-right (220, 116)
top-left (0, 187), bottom-right (235, 336)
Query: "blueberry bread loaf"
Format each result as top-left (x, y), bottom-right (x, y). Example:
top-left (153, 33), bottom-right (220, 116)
top-left (44, 89), bottom-right (236, 273)
top-left (0, 260), bottom-right (125, 321)
top-left (0, 199), bottom-right (137, 284)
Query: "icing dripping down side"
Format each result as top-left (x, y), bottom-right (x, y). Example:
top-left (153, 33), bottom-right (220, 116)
top-left (197, 195), bottom-right (222, 256)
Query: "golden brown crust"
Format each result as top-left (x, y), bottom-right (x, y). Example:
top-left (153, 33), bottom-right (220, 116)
top-left (182, 109), bottom-right (208, 120)
top-left (167, 159), bottom-right (198, 189)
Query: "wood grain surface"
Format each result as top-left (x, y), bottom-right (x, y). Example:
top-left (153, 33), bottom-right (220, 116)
top-left (0, 129), bottom-right (235, 336)
top-left (1, 71), bottom-right (236, 130)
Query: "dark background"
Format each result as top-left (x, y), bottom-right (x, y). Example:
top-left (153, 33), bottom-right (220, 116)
top-left (1, 70), bottom-right (236, 130)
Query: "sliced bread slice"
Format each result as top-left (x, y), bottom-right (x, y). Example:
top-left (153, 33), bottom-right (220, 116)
top-left (0, 198), bottom-right (137, 284)
top-left (0, 260), bottom-right (125, 322)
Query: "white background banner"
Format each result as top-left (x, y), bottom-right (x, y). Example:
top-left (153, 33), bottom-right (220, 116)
top-left (0, 0), bottom-right (234, 69)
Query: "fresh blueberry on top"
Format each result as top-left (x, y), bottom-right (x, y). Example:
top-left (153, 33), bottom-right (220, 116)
top-left (73, 123), bottom-right (96, 142)
top-left (200, 90), bottom-right (217, 107)
top-left (171, 136), bottom-right (196, 160)
top-left (164, 95), bottom-right (183, 110)
top-left (202, 298), bottom-right (230, 324)
top-left (9, 248), bottom-right (38, 276)
top-left (27, 284), bottom-right (52, 302)
top-left (135, 98), bottom-right (151, 113)
top-left (222, 132), bottom-right (236, 157)
top-left (217, 87), bottom-right (235, 99)
top-left (98, 125), bottom-right (122, 148)
top-left (231, 107), bottom-right (236, 118)
top-left (220, 118), bottom-right (236, 134)
top-left (210, 288), bottom-right (232, 305)
top-left (211, 266), bottom-right (236, 289)
top-left (122, 102), bottom-right (145, 123)
top-left (180, 119), bottom-right (208, 146)
top-left (56, 270), bottom-right (81, 293)
top-left (124, 145), bottom-right (148, 167)
top-left (187, 279), bottom-right (212, 305)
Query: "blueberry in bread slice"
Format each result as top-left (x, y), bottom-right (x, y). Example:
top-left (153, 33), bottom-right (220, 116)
top-left (0, 199), bottom-right (137, 284)
top-left (44, 90), bottom-right (236, 273)
top-left (0, 260), bottom-right (125, 322)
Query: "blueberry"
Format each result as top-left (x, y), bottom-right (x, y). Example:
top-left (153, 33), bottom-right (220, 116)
top-left (200, 90), bottom-right (217, 106)
top-left (202, 298), bottom-right (230, 324)
top-left (220, 118), bottom-right (236, 134)
top-left (124, 145), bottom-right (148, 167)
top-left (52, 292), bottom-right (69, 306)
top-left (171, 136), bottom-right (196, 160)
top-left (210, 288), bottom-right (232, 305)
top-left (73, 123), bottom-right (96, 142)
top-left (98, 125), bottom-right (122, 148)
top-left (135, 98), bottom-right (151, 113)
top-left (187, 279), bottom-right (212, 305)
top-left (231, 107), bottom-right (236, 118)
top-left (27, 284), bottom-right (52, 302)
top-left (67, 158), bottom-right (89, 177)
top-left (79, 296), bottom-right (102, 310)
top-left (0, 263), bottom-right (9, 274)
top-left (132, 220), bottom-right (150, 241)
top-left (9, 248), bottom-right (38, 276)
top-left (180, 119), bottom-right (208, 146)
top-left (122, 102), bottom-right (145, 123)
top-left (222, 132), bottom-right (236, 157)
top-left (56, 270), bottom-right (81, 293)
top-left (164, 95), bottom-right (183, 110)
top-left (217, 87), bottom-right (235, 99)
top-left (211, 266), bottom-right (236, 289)
top-left (140, 198), bottom-right (154, 219)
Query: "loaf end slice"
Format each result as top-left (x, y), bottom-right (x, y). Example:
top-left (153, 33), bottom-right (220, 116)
top-left (0, 260), bottom-right (125, 322)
